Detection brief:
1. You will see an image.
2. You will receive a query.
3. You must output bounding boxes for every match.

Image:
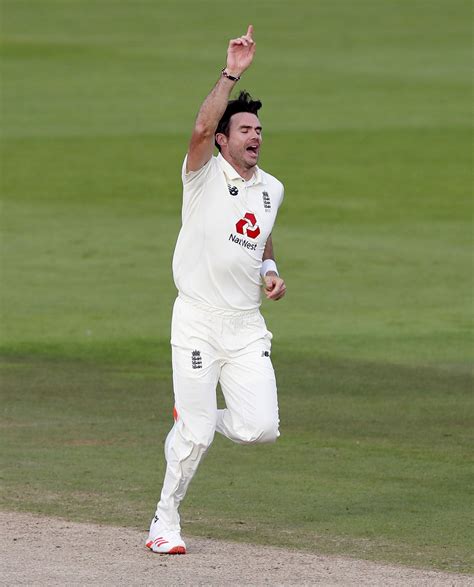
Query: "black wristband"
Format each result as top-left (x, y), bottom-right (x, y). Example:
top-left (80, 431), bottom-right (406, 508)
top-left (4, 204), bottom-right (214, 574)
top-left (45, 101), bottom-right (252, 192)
top-left (222, 68), bottom-right (241, 82)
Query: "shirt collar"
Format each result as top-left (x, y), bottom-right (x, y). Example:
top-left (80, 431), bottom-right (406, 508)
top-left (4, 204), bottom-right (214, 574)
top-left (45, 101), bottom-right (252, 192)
top-left (217, 153), bottom-right (263, 186)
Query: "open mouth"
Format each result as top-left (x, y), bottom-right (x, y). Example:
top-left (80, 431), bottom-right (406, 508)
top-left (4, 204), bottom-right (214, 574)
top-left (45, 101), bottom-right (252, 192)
top-left (246, 145), bottom-right (259, 156)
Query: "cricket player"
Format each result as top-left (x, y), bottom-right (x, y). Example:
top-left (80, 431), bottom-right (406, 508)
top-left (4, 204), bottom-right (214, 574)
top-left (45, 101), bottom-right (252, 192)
top-left (146, 25), bottom-right (286, 554)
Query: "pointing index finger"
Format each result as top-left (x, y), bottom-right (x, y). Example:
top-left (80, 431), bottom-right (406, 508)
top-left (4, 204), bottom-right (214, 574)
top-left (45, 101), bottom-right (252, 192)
top-left (246, 24), bottom-right (254, 39)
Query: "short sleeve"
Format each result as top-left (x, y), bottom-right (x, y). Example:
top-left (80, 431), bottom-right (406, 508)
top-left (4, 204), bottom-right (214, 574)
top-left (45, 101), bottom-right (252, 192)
top-left (182, 155), bottom-right (218, 186)
top-left (277, 184), bottom-right (284, 208)
top-left (180, 155), bottom-right (220, 221)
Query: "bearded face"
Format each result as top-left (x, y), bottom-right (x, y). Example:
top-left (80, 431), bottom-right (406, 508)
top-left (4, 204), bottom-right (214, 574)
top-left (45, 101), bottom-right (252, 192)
top-left (217, 112), bottom-right (262, 172)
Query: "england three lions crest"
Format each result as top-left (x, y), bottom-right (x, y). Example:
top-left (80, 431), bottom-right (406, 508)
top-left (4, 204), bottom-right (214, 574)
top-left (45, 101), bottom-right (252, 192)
top-left (262, 191), bottom-right (271, 212)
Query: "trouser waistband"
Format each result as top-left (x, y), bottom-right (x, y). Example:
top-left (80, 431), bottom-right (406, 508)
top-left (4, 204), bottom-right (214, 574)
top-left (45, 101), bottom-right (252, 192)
top-left (177, 293), bottom-right (260, 318)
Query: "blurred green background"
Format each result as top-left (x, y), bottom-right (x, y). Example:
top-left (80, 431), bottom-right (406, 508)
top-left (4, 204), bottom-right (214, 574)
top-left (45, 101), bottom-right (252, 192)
top-left (1, 0), bottom-right (472, 573)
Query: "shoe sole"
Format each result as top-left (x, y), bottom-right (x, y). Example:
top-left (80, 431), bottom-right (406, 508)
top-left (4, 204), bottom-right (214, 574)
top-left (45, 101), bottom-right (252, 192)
top-left (146, 540), bottom-right (186, 555)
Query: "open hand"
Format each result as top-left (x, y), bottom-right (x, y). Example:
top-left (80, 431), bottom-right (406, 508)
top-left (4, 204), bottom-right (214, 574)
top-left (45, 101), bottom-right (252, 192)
top-left (226, 25), bottom-right (256, 75)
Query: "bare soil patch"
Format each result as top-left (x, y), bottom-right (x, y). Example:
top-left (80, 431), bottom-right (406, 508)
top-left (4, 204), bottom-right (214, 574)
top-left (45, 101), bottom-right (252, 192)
top-left (1, 511), bottom-right (471, 586)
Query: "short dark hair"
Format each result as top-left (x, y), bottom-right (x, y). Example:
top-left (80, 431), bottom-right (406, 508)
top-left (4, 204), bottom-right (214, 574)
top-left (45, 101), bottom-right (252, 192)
top-left (215, 90), bottom-right (262, 151)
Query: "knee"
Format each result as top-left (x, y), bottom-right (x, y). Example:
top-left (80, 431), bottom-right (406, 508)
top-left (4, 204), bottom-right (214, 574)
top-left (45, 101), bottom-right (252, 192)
top-left (195, 428), bottom-right (216, 449)
top-left (241, 418), bottom-right (280, 445)
top-left (190, 423), bottom-right (216, 449)
top-left (179, 416), bottom-right (216, 450)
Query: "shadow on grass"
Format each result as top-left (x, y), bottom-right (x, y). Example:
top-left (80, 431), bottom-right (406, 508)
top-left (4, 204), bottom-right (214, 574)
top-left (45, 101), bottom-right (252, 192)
top-left (1, 344), bottom-right (472, 573)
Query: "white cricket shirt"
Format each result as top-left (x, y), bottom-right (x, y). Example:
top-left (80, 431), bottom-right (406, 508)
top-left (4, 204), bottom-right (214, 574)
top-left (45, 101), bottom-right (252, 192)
top-left (172, 153), bottom-right (284, 311)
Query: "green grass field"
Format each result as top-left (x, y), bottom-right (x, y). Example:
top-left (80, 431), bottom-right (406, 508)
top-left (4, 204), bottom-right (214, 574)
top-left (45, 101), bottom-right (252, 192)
top-left (1, 0), bottom-right (472, 574)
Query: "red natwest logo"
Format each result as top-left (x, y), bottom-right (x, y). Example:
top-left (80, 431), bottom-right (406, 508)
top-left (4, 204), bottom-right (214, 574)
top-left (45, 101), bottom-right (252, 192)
top-left (236, 212), bottom-right (260, 239)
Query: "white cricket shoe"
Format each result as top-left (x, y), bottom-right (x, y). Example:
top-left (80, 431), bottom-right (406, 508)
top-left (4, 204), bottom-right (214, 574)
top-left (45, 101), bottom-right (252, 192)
top-left (146, 516), bottom-right (186, 555)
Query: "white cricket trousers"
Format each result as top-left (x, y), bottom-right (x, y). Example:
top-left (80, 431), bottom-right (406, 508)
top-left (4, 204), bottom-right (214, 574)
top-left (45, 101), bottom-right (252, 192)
top-left (155, 295), bottom-right (280, 530)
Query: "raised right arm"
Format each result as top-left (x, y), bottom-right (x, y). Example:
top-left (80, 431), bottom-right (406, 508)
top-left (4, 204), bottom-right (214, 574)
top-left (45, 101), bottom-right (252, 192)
top-left (186, 25), bottom-right (256, 173)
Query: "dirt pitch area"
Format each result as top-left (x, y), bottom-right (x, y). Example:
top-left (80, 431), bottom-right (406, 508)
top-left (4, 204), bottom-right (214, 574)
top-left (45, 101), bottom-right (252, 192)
top-left (1, 511), bottom-right (471, 586)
